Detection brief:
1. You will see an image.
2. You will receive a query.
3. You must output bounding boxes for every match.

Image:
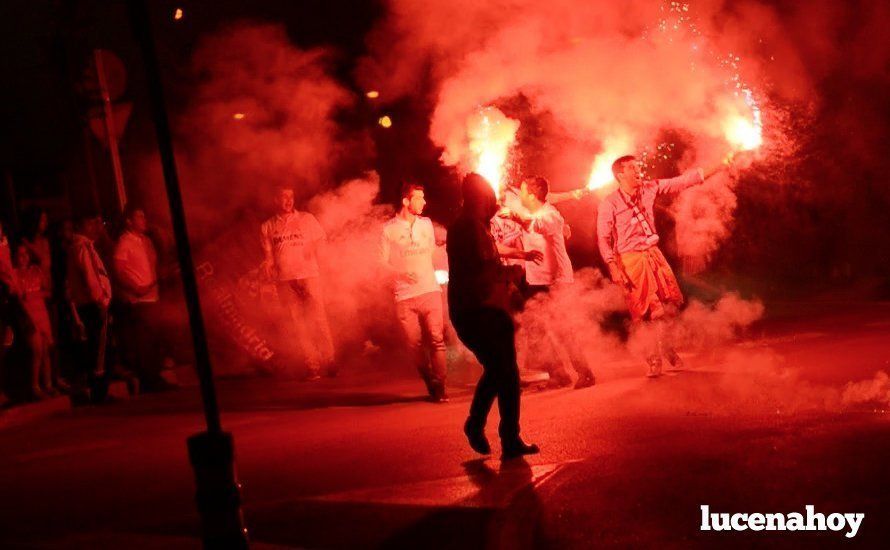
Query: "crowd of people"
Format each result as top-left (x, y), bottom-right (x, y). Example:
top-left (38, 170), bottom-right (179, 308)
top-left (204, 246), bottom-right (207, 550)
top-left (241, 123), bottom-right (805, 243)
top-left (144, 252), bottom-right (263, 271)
top-left (2, 151), bottom-right (737, 459)
top-left (0, 204), bottom-right (176, 407)
top-left (259, 150), bottom-right (737, 457)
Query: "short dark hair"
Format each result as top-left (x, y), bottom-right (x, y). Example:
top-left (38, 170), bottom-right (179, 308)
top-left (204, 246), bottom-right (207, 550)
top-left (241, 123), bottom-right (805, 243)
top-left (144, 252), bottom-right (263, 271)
top-left (123, 202), bottom-right (144, 221)
top-left (73, 211), bottom-right (101, 230)
top-left (400, 182), bottom-right (424, 200)
top-left (611, 155), bottom-right (636, 180)
top-left (524, 176), bottom-right (549, 202)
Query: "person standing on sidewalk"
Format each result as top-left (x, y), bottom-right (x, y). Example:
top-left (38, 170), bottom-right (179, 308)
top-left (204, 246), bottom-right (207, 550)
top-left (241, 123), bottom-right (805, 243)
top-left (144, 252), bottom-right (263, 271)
top-left (261, 186), bottom-right (336, 380)
top-left (67, 213), bottom-right (112, 403)
top-left (380, 183), bottom-right (448, 402)
top-left (112, 205), bottom-right (173, 392)
top-left (447, 173), bottom-right (539, 460)
top-left (14, 245), bottom-right (55, 399)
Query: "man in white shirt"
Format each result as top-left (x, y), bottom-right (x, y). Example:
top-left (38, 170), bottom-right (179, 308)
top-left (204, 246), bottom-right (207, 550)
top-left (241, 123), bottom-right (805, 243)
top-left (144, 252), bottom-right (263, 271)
top-left (261, 187), bottom-right (335, 380)
top-left (112, 205), bottom-right (171, 392)
top-left (380, 183), bottom-right (448, 402)
top-left (513, 176), bottom-right (596, 389)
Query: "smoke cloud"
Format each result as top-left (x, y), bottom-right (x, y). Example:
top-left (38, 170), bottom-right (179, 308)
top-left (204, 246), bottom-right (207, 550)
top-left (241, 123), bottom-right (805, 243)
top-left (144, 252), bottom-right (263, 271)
top-left (133, 22), bottom-right (397, 374)
top-left (358, 0), bottom-right (889, 268)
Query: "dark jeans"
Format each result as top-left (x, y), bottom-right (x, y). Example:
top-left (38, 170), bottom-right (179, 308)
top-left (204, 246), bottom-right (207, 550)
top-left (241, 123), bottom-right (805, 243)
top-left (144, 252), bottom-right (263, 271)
top-left (451, 307), bottom-right (521, 443)
top-left (75, 303), bottom-right (108, 401)
top-left (114, 301), bottom-right (164, 389)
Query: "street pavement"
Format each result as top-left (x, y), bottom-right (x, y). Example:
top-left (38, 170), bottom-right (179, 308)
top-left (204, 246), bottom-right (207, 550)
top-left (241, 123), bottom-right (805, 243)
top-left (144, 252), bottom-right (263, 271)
top-left (1, 302), bottom-right (889, 548)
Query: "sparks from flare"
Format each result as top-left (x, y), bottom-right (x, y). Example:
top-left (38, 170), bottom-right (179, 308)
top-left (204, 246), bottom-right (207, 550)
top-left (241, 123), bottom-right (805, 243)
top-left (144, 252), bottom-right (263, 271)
top-left (466, 107), bottom-right (519, 198)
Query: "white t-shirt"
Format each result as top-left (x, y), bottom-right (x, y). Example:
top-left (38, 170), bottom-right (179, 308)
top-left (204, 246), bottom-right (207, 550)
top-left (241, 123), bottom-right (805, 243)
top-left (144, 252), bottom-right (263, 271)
top-left (113, 231), bottom-right (159, 303)
top-left (380, 215), bottom-right (440, 301)
top-left (490, 215), bottom-right (525, 267)
top-left (261, 211), bottom-right (326, 281)
top-left (522, 202), bottom-right (574, 286)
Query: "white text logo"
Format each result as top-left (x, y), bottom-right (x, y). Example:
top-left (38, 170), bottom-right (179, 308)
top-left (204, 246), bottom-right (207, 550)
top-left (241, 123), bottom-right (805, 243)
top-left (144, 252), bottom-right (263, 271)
top-left (700, 505), bottom-right (863, 539)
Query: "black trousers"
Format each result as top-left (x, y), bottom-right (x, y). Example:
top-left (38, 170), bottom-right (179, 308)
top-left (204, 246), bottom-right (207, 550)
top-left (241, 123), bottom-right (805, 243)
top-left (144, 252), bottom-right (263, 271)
top-left (451, 307), bottom-right (521, 443)
top-left (114, 301), bottom-right (163, 388)
top-left (75, 303), bottom-right (108, 401)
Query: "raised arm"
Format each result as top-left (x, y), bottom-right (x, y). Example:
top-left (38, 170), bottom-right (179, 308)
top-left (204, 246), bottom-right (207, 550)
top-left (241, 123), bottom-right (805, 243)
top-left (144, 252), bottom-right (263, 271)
top-left (656, 152), bottom-right (736, 195)
top-left (654, 169), bottom-right (705, 195)
top-left (548, 188), bottom-right (586, 205)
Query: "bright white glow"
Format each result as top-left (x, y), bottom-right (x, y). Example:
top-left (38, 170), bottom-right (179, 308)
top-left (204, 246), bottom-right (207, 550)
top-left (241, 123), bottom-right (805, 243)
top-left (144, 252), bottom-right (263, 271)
top-left (587, 135), bottom-right (633, 190)
top-left (467, 107), bottom-right (519, 198)
top-left (724, 89), bottom-right (763, 151)
top-left (434, 269), bottom-right (449, 285)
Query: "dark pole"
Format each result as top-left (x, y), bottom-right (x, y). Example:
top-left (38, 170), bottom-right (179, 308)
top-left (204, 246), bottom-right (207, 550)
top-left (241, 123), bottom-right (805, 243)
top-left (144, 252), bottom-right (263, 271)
top-left (125, 1), bottom-right (249, 547)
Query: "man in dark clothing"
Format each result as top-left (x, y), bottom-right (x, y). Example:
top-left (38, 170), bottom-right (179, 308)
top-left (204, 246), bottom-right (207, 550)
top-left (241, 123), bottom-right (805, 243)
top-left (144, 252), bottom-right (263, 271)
top-left (447, 173), bottom-right (539, 460)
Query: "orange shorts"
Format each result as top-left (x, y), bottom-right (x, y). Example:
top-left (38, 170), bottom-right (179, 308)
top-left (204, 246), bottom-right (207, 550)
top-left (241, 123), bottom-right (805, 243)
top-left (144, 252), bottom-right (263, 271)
top-left (618, 247), bottom-right (684, 321)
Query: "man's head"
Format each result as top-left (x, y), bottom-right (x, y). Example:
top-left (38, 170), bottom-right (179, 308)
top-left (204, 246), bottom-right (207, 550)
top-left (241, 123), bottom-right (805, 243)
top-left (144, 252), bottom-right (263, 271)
top-left (519, 176), bottom-right (549, 209)
top-left (123, 204), bottom-right (148, 234)
top-left (274, 187), bottom-right (295, 215)
top-left (74, 214), bottom-right (103, 241)
top-left (612, 155), bottom-right (642, 191)
top-left (14, 244), bottom-right (33, 269)
top-left (461, 173), bottom-right (498, 221)
top-left (400, 183), bottom-right (426, 216)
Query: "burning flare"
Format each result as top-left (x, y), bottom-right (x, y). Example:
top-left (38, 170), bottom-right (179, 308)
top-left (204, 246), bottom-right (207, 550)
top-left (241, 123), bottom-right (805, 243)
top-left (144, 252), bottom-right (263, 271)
top-left (466, 107), bottom-right (519, 197)
top-left (587, 135), bottom-right (633, 190)
top-left (724, 89), bottom-right (763, 151)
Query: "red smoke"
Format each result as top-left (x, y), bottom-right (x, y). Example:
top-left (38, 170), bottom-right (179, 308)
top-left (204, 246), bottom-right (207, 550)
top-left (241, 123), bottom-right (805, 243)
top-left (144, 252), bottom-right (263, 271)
top-left (357, 0), bottom-right (887, 268)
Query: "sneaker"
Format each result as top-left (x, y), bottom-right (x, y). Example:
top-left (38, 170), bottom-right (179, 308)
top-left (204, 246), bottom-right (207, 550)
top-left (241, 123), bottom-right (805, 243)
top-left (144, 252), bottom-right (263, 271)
top-left (545, 373), bottom-right (573, 389)
top-left (574, 371), bottom-right (596, 389)
top-left (464, 419), bottom-right (491, 455)
top-left (664, 348), bottom-right (685, 370)
top-left (502, 439), bottom-right (540, 460)
top-left (646, 356), bottom-right (663, 378)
